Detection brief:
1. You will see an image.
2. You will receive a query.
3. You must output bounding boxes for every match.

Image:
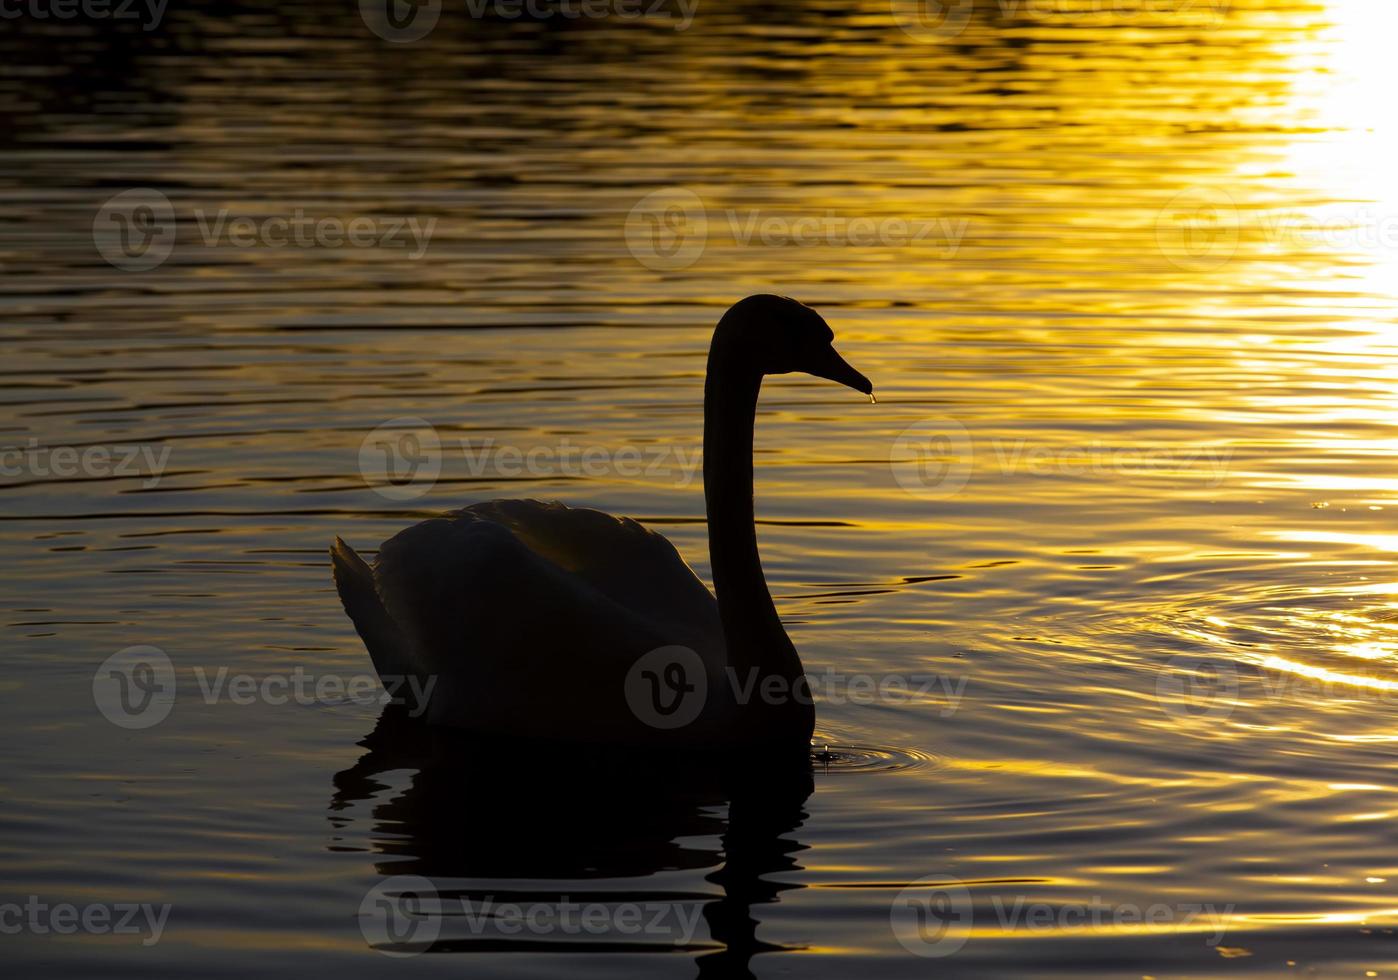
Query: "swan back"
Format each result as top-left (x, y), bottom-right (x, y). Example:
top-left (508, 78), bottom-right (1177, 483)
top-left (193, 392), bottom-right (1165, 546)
top-left (333, 500), bottom-right (728, 741)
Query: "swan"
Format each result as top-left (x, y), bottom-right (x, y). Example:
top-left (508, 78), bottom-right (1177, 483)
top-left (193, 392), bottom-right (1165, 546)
top-left (331, 294), bottom-right (873, 752)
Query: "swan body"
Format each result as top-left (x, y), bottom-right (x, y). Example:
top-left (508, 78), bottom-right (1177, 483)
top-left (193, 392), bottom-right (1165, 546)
top-left (333, 499), bottom-right (733, 741)
top-left (332, 295), bottom-right (873, 751)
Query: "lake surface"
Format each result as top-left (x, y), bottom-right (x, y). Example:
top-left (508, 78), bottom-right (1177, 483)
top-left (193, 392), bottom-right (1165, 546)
top-left (6, 0), bottom-right (1398, 975)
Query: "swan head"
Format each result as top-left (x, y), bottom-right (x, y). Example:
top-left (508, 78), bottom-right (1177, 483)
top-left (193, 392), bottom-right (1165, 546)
top-left (718, 294), bottom-right (873, 397)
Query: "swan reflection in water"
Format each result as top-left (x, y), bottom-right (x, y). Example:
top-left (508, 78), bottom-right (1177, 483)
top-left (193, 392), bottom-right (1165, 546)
top-left (329, 705), bottom-right (813, 976)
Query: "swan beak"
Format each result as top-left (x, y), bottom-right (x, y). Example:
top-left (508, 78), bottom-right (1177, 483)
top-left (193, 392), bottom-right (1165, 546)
top-left (808, 345), bottom-right (873, 397)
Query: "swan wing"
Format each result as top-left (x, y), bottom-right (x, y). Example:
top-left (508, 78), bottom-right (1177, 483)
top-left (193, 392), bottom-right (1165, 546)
top-left (453, 499), bottom-right (719, 634)
top-left (363, 500), bottom-right (724, 738)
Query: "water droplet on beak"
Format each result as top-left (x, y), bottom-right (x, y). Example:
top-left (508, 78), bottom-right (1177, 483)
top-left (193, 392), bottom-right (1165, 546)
top-left (868, 392), bottom-right (877, 405)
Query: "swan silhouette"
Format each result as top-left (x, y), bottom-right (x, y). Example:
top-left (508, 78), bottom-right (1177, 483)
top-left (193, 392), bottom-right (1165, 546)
top-left (331, 294), bottom-right (873, 751)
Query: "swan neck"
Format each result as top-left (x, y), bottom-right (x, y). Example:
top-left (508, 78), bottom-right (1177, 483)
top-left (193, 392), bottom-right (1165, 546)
top-left (703, 342), bottom-right (800, 680)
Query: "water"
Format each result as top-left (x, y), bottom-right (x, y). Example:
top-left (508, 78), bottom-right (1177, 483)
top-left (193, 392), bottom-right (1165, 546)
top-left (5, 0), bottom-right (1398, 975)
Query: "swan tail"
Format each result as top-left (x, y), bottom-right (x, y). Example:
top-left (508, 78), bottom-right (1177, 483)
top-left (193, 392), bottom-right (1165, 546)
top-left (331, 537), bottom-right (417, 686)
